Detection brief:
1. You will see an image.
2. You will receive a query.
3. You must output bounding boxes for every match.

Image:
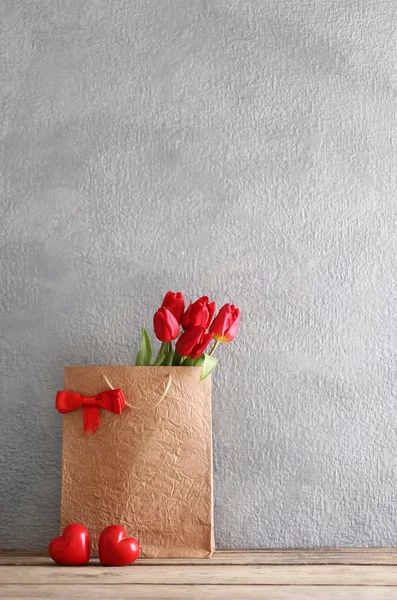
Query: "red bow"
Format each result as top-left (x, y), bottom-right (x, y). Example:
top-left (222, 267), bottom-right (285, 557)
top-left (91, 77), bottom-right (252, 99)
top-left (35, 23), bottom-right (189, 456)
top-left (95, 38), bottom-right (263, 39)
top-left (56, 389), bottom-right (126, 435)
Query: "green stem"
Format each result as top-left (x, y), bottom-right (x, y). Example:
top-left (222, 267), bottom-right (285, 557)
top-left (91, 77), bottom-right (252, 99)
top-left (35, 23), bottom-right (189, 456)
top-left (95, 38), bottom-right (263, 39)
top-left (183, 357), bottom-right (195, 366)
top-left (172, 350), bottom-right (182, 366)
top-left (209, 340), bottom-right (220, 357)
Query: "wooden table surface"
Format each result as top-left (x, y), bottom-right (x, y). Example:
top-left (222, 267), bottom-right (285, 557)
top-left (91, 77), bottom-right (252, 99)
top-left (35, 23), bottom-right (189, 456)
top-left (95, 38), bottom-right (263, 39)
top-left (2, 549), bottom-right (397, 599)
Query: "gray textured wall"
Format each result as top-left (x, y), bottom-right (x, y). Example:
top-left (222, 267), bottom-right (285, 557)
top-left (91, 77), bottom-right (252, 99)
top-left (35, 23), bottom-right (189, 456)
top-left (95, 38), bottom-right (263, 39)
top-left (1, 0), bottom-right (397, 549)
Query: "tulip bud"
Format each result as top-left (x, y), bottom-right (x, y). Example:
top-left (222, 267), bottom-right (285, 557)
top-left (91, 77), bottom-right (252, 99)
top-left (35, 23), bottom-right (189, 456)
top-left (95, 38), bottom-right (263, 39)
top-left (153, 307), bottom-right (180, 342)
top-left (181, 296), bottom-right (216, 330)
top-left (209, 304), bottom-right (240, 343)
top-left (176, 326), bottom-right (214, 359)
top-left (161, 291), bottom-right (185, 324)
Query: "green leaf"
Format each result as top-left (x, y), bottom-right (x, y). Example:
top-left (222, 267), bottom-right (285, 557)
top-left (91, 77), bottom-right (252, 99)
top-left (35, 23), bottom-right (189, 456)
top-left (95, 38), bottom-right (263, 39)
top-left (153, 352), bottom-right (166, 366)
top-left (153, 342), bottom-right (167, 365)
top-left (135, 327), bottom-right (153, 366)
top-left (162, 349), bottom-right (175, 366)
top-left (199, 353), bottom-right (218, 381)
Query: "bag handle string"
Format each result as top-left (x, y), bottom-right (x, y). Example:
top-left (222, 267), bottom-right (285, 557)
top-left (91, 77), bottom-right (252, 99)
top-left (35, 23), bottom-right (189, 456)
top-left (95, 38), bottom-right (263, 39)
top-left (102, 374), bottom-right (172, 411)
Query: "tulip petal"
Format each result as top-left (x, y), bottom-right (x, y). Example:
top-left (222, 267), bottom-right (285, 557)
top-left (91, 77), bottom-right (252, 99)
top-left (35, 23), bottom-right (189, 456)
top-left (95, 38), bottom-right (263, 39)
top-left (161, 291), bottom-right (185, 323)
top-left (225, 310), bottom-right (241, 342)
top-left (210, 304), bottom-right (240, 342)
top-left (181, 302), bottom-right (192, 330)
top-left (207, 302), bottom-right (216, 326)
top-left (154, 307), bottom-right (180, 341)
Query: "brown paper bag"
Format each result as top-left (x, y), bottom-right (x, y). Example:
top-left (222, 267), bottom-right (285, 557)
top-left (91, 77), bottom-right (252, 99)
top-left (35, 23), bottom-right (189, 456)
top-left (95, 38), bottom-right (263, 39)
top-left (60, 366), bottom-right (214, 558)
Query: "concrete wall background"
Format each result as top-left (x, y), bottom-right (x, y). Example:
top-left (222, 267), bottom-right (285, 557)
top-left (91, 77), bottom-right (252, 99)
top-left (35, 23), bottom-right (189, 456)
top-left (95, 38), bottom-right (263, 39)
top-left (2, 0), bottom-right (397, 549)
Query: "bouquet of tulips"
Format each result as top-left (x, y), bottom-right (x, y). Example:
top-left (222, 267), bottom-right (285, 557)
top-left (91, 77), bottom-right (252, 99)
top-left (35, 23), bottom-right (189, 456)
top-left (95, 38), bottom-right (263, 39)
top-left (135, 292), bottom-right (240, 380)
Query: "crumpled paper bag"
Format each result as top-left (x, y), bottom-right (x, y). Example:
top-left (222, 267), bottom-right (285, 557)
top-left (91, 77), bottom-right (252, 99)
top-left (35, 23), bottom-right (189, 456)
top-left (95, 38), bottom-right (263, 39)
top-left (60, 366), bottom-right (214, 558)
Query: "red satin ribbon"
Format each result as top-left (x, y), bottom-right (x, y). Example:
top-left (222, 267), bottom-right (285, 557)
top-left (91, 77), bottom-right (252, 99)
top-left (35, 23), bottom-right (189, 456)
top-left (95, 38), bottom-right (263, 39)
top-left (56, 389), bottom-right (126, 435)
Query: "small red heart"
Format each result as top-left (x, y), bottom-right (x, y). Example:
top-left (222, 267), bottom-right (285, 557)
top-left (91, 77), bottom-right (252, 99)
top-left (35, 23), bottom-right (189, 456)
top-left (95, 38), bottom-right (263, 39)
top-left (99, 525), bottom-right (140, 566)
top-left (48, 524), bottom-right (90, 566)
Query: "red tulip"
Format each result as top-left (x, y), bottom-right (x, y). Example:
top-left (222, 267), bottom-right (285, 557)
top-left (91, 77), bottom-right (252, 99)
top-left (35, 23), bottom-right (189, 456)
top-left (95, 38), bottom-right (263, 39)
top-left (181, 296), bottom-right (216, 330)
top-left (209, 304), bottom-right (240, 343)
top-left (161, 291), bottom-right (185, 323)
top-left (153, 307), bottom-right (180, 342)
top-left (176, 326), bottom-right (214, 359)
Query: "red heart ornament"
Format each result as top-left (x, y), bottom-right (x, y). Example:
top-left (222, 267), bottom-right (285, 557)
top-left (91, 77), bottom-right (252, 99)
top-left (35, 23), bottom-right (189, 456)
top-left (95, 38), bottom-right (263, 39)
top-left (48, 524), bottom-right (90, 566)
top-left (99, 525), bottom-right (140, 566)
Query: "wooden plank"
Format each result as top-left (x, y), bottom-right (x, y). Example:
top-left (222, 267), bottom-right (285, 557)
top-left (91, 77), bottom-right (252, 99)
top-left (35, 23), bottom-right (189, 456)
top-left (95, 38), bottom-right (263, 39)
top-left (1, 549), bottom-right (397, 565)
top-left (2, 586), bottom-right (397, 600)
top-left (3, 564), bottom-right (397, 585)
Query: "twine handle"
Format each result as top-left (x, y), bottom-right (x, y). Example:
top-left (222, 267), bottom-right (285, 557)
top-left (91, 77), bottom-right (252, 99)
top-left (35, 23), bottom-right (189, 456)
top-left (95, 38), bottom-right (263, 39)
top-left (102, 374), bottom-right (115, 391)
top-left (102, 373), bottom-right (172, 411)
